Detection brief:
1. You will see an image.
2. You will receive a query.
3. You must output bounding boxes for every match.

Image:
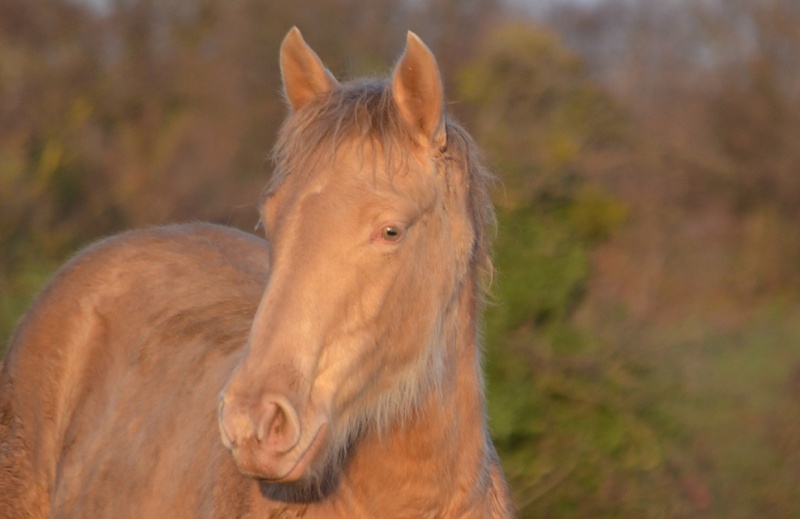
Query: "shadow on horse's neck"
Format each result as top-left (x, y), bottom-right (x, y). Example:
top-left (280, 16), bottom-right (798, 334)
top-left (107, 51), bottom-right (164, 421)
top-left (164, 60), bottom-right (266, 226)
top-left (258, 275), bottom-right (490, 513)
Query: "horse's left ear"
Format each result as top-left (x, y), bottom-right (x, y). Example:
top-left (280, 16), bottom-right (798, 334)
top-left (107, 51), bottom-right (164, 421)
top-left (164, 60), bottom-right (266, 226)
top-left (392, 32), bottom-right (445, 147)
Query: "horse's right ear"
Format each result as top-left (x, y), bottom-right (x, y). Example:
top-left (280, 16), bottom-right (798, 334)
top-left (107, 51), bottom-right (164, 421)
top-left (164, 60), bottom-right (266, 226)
top-left (280, 27), bottom-right (339, 112)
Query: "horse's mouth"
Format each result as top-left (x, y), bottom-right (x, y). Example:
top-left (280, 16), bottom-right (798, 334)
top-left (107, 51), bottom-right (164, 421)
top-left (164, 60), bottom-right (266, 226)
top-left (233, 421), bottom-right (330, 483)
top-left (268, 422), bottom-right (329, 483)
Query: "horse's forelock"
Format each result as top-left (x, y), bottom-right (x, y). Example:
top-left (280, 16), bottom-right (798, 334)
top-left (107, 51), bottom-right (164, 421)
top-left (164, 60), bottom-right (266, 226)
top-left (266, 79), bottom-right (405, 193)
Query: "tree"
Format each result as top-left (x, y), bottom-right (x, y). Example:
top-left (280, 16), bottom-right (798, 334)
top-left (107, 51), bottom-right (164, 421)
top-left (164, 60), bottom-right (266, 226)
top-left (457, 22), bottom-right (676, 517)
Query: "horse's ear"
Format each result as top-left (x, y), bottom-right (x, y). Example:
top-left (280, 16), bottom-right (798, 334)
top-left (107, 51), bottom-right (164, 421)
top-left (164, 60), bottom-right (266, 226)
top-left (391, 32), bottom-right (445, 146)
top-left (280, 27), bottom-right (339, 112)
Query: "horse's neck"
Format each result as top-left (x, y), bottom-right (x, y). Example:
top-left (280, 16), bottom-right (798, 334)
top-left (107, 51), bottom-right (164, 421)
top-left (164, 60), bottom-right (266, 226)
top-left (317, 282), bottom-right (505, 517)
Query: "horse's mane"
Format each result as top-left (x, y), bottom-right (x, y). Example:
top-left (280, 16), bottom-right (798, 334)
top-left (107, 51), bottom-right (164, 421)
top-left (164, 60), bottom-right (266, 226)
top-left (265, 78), bottom-right (495, 290)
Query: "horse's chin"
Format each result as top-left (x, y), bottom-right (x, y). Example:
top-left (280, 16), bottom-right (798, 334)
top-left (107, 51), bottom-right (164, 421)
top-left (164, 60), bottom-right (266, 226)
top-left (274, 422), bottom-right (329, 483)
top-left (255, 426), bottom-right (347, 504)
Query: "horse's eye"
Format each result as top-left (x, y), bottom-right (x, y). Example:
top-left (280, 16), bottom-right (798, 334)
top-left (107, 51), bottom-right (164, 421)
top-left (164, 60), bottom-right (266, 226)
top-left (381, 226), bottom-right (403, 242)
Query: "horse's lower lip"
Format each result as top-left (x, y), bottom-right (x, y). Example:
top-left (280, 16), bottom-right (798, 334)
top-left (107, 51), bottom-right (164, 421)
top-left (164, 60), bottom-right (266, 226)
top-left (265, 422), bottom-right (328, 483)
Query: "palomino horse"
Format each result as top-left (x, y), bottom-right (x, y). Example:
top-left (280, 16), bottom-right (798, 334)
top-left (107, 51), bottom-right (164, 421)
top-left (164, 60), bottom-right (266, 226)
top-left (0, 28), bottom-right (513, 518)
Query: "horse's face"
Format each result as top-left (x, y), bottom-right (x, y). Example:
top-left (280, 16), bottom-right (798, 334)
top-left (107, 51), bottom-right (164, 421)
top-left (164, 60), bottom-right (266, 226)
top-left (218, 29), bottom-right (474, 485)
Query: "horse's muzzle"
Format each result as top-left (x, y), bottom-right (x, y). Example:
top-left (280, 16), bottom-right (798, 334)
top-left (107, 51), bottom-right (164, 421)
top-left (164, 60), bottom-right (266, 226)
top-left (218, 393), bottom-right (326, 481)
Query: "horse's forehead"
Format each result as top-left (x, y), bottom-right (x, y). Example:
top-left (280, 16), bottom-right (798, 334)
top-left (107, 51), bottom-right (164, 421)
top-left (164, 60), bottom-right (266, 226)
top-left (288, 142), bottom-right (436, 207)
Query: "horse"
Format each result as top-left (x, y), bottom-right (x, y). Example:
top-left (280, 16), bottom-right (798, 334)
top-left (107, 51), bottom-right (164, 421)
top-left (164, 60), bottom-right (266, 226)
top-left (0, 28), bottom-right (513, 518)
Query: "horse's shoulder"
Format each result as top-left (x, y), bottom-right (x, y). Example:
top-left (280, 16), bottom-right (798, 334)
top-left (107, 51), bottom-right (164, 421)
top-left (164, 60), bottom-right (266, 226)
top-left (2, 222), bottom-right (268, 417)
top-left (0, 223), bottom-right (269, 514)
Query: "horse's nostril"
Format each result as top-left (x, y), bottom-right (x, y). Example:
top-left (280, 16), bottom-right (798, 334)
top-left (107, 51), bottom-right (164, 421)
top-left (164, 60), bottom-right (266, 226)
top-left (254, 403), bottom-right (271, 443)
top-left (218, 393), bottom-right (301, 457)
top-left (256, 397), bottom-right (301, 454)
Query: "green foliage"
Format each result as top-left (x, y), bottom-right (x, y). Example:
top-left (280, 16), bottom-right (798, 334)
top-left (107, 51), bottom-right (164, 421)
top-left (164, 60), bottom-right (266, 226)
top-left (627, 308), bottom-right (800, 518)
top-left (567, 186), bottom-right (629, 243)
top-left (490, 208), bottom-right (589, 332)
top-left (458, 22), bottom-right (676, 516)
top-left (484, 207), bottom-right (668, 517)
top-left (0, 261), bottom-right (54, 355)
top-left (458, 22), bottom-right (628, 209)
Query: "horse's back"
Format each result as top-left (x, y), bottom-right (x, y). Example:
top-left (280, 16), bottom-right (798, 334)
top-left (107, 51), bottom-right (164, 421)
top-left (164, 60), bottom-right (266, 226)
top-left (0, 223), bottom-right (268, 518)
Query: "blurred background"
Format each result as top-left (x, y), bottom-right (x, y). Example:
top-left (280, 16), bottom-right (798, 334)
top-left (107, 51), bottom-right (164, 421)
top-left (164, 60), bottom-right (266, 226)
top-left (2, 0), bottom-right (799, 516)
